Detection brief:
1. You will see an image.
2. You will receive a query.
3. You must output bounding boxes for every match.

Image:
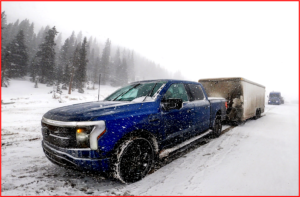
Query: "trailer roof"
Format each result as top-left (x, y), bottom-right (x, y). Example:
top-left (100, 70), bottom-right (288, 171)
top-left (198, 77), bottom-right (265, 88)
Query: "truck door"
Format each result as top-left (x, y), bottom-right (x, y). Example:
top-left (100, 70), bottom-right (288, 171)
top-left (186, 84), bottom-right (210, 132)
top-left (161, 83), bottom-right (194, 145)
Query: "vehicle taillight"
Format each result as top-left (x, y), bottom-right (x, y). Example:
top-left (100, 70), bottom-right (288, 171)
top-left (225, 101), bottom-right (228, 109)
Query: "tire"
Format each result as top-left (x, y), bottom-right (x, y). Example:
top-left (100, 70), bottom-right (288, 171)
top-left (212, 116), bottom-right (222, 138)
top-left (111, 137), bottom-right (154, 183)
top-left (254, 109), bottom-right (261, 120)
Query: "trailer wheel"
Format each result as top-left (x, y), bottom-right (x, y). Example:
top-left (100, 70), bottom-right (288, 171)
top-left (111, 137), bottom-right (154, 183)
top-left (212, 116), bottom-right (222, 138)
top-left (254, 109), bottom-right (261, 120)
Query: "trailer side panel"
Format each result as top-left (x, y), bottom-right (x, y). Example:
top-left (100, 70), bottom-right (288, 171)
top-left (241, 81), bottom-right (265, 120)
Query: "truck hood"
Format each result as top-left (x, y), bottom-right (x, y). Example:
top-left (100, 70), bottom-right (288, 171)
top-left (43, 101), bottom-right (154, 122)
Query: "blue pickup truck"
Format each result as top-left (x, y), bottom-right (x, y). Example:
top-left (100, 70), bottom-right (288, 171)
top-left (268, 91), bottom-right (284, 105)
top-left (41, 79), bottom-right (226, 183)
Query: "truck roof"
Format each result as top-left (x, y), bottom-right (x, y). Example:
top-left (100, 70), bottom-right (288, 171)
top-left (270, 91), bottom-right (281, 94)
top-left (198, 77), bottom-right (265, 88)
top-left (130, 79), bottom-right (201, 85)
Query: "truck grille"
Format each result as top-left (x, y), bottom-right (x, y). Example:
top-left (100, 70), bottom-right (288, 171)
top-left (41, 122), bottom-right (77, 148)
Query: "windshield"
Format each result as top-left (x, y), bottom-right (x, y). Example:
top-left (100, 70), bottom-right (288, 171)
top-left (104, 82), bottom-right (166, 101)
top-left (270, 93), bottom-right (280, 98)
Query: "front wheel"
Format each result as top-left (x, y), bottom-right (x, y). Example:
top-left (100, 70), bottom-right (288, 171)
top-left (212, 116), bottom-right (222, 138)
top-left (111, 137), bottom-right (154, 183)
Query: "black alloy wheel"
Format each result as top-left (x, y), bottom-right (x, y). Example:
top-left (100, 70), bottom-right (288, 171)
top-left (118, 138), bottom-right (154, 183)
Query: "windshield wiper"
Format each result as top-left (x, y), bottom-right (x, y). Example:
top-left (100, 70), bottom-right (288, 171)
top-left (113, 84), bottom-right (140, 101)
top-left (143, 83), bottom-right (157, 102)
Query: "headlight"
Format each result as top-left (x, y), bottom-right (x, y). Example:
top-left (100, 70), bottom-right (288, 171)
top-left (75, 121), bottom-right (106, 150)
top-left (276, 101), bottom-right (278, 103)
top-left (76, 128), bottom-right (90, 148)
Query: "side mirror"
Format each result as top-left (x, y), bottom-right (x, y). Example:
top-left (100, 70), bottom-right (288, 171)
top-left (162, 98), bottom-right (183, 111)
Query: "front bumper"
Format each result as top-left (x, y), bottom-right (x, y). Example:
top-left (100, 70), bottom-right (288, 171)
top-left (42, 140), bottom-right (110, 172)
top-left (268, 101), bottom-right (280, 105)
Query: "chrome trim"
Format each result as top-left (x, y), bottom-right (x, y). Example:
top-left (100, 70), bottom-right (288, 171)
top-left (49, 133), bottom-right (70, 140)
top-left (42, 117), bottom-right (104, 127)
top-left (45, 150), bottom-right (76, 166)
top-left (89, 121), bottom-right (106, 150)
top-left (43, 141), bottom-right (99, 161)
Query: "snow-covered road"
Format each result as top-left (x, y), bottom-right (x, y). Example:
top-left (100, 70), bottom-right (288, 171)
top-left (1, 80), bottom-right (299, 195)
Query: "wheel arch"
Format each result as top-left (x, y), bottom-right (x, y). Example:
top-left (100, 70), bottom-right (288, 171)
top-left (112, 129), bottom-right (159, 156)
top-left (210, 109), bottom-right (222, 129)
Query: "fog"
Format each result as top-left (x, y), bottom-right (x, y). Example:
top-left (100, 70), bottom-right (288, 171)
top-left (2, 1), bottom-right (298, 101)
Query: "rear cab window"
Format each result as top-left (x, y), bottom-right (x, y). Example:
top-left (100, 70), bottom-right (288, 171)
top-left (186, 84), bottom-right (205, 101)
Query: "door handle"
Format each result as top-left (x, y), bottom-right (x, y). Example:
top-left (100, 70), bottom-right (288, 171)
top-left (187, 109), bottom-right (192, 113)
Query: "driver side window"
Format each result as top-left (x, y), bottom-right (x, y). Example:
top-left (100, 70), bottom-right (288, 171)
top-left (164, 83), bottom-right (189, 102)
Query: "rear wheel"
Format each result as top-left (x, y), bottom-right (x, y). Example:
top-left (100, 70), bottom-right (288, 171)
top-left (212, 116), bottom-right (222, 138)
top-left (111, 137), bottom-right (154, 183)
top-left (254, 109), bottom-right (261, 120)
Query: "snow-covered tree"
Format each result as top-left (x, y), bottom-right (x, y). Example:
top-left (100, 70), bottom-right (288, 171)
top-left (100, 38), bottom-right (111, 84)
top-left (74, 37), bottom-right (88, 93)
top-left (34, 26), bottom-right (58, 84)
top-left (6, 30), bottom-right (28, 78)
top-left (59, 38), bottom-right (71, 89)
top-left (112, 48), bottom-right (121, 86)
top-left (68, 45), bottom-right (80, 94)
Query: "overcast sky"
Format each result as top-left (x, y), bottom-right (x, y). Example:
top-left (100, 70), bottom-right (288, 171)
top-left (2, 1), bottom-right (299, 100)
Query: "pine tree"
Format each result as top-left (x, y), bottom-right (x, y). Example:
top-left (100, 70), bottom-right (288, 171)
top-left (1, 11), bottom-right (8, 74)
top-left (59, 38), bottom-right (71, 89)
top-left (1, 11), bottom-right (7, 30)
top-left (1, 51), bottom-right (10, 87)
top-left (87, 48), bottom-right (94, 79)
top-left (92, 57), bottom-right (101, 89)
top-left (9, 19), bottom-right (19, 43)
top-left (76, 31), bottom-right (82, 44)
top-left (6, 30), bottom-right (28, 78)
top-left (100, 38), bottom-right (111, 84)
top-left (42, 25), bottom-right (50, 39)
top-left (27, 22), bottom-right (36, 61)
top-left (36, 27), bottom-right (45, 47)
top-left (68, 45), bottom-right (80, 94)
top-left (68, 31), bottom-right (76, 59)
top-left (35, 26), bottom-right (58, 84)
top-left (29, 56), bottom-right (40, 82)
top-left (75, 37), bottom-right (88, 93)
top-left (130, 50), bottom-right (135, 81)
top-left (18, 19), bottom-right (34, 73)
top-left (120, 57), bottom-right (128, 85)
top-left (112, 48), bottom-right (121, 86)
top-left (54, 32), bottom-right (63, 68)
top-left (62, 63), bottom-right (70, 90)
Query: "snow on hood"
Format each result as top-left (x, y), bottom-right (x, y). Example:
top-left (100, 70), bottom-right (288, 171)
top-left (43, 100), bottom-right (154, 122)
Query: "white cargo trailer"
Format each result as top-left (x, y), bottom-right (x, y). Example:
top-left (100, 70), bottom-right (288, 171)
top-left (198, 77), bottom-right (265, 123)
